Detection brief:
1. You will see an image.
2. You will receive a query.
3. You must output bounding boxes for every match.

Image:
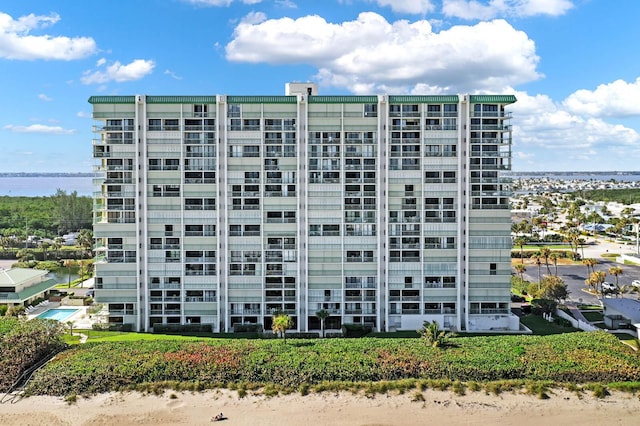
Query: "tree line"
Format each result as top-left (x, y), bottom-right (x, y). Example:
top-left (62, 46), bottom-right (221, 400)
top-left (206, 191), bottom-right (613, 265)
top-left (0, 189), bottom-right (92, 239)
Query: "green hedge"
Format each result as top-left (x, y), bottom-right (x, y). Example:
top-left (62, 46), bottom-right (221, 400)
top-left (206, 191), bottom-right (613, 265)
top-left (25, 332), bottom-right (640, 396)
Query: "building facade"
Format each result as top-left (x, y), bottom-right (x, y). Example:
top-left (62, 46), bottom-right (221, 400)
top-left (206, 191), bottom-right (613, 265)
top-left (90, 85), bottom-right (518, 332)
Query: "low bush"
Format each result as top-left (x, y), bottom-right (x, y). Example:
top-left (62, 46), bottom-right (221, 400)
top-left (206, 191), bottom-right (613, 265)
top-left (233, 323), bottom-right (263, 333)
top-left (24, 331), bottom-right (640, 397)
top-left (341, 323), bottom-right (373, 337)
top-left (153, 323), bottom-right (213, 334)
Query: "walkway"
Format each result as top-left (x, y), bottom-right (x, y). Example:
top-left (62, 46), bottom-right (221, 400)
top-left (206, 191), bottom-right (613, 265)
top-left (564, 302), bottom-right (591, 323)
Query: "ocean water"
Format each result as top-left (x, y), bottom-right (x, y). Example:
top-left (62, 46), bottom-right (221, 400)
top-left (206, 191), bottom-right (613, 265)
top-left (0, 176), bottom-right (93, 197)
top-left (506, 172), bottom-right (640, 182)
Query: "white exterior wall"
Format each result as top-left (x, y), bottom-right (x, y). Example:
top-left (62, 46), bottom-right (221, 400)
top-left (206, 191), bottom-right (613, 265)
top-left (90, 93), bottom-right (519, 333)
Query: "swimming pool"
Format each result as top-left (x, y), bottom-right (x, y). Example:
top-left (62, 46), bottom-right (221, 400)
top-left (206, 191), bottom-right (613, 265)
top-left (37, 308), bottom-right (80, 321)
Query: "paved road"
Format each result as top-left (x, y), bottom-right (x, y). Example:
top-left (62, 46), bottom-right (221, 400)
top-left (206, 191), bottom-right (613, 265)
top-left (520, 236), bottom-right (640, 305)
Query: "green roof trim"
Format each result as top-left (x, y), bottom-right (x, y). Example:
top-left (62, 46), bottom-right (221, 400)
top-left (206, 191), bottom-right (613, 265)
top-left (0, 278), bottom-right (58, 303)
top-left (88, 96), bottom-right (136, 104)
top-left (147, 96), bottom-right (217, 104)
top-left (88, 96), bottom-right (218, 104)
top-left (389, 95), bottom-right (459, 103)
top-left (469, 95), bottom-right (517, 104)
top-left (88, 94), bottom-right (516, 105)
top-left (308, 96), bottom-right (379, 104)
top-left (226, 96), bottom-right (297, 104)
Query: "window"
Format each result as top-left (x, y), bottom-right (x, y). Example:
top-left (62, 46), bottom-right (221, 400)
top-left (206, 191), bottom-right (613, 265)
top-left (194, 104), bottom-right (208, 117)
top-left (309, 225), bottom-right (321, 236)
top-left (243, 145), bottom-right (260, 157)
top-left (228, 104), bottom-right (240, 117)
top-left (490, 263), bottom-right (497, 275)
top-left (148, 119), bottom-right (161, 131)
top-left (165, 158), bottom-right (180, 170)
top-left (364, 104), bottom-right (377, 117)
top-left (229, 225), bottom-right (241, 236)
top-left (164, 119), bottom-right (179, 131)
top-left (149, 159), bottom-right (161, 170)
top-left (443, 104), bottom-right (457, 115)
top-left (443, 171), bottom-right (456, 183)
top-left (245, 171), bottom-right (259, 182)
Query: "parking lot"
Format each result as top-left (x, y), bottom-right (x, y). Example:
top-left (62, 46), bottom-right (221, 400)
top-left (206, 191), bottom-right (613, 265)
top-left (519, 237), bottom-right (640, 305)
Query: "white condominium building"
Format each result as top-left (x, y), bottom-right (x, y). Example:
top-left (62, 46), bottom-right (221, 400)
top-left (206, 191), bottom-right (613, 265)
top-left (90, 83), bottom-right (518, 332)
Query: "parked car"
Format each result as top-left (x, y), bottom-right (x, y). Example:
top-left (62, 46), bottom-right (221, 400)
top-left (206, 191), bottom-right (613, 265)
top-left (602, 282), bottom-right (617, 292)
top-left (631, 280), bottom-right (640, 288)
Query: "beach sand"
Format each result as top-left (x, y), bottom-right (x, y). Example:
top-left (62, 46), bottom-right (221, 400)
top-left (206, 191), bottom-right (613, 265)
top-left (1, 388), bottom-right (639, 426)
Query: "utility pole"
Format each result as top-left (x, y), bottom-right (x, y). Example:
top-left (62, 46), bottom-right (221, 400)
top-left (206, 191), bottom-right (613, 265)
top-left (636, 221), bottom-right (640, 256)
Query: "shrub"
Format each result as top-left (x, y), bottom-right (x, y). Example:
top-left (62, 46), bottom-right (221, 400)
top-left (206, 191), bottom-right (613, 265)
top-left (341, 323), bottom-right (372, 337)
top-left (233, 323), bottom-right (263, 333)
top-left (152, 323), bottom-right (212, 334)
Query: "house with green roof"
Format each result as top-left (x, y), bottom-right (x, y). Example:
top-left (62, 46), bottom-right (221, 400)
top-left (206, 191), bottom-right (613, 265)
top-left (0, 268), bottom-right (58, 307)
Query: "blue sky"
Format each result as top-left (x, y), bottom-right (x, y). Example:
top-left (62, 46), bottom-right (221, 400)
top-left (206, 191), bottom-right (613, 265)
top-left (1, 0), bottom-right (639, 173)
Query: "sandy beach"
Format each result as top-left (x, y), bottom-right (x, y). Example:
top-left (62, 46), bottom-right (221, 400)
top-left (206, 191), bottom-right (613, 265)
top-left (1, 388), bottom-right (639, 426)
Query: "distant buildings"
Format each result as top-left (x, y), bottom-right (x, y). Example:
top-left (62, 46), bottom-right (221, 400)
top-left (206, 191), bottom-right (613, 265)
top-left (90, 84), bottom-right (518, 333)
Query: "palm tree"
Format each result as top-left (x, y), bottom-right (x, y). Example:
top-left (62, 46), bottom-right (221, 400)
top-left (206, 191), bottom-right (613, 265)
top-left (514, 236), bottom-right (528, 264)
top-left (589, 270), bottom-right (607, 296)
top-left (40, 241), bottom-right (51, 260)
top-left (52, 237), bottom-right (63, 259)
top-left (540, 247), bottom-right (552, 275)
top-left (315, 309), bottom-right (330, 338)
top-left (77, 229), bottom-right (93, 258)
top-left (272, 314), bottom-right (293, 342)
top-left (77, 259), bottom-right (89, 287)
top-left (417, 320), bottom-right (447, 348)
top-left (582, 258), bottom-right (598, 276)
top-left (608, 266), bottom-right (623, 296)
top-left (549, 252), bottom-right (559, 276)
top-left (531, 252), bottom-right (543, 290)
top-left (514, 263), bottom-right (527, 283)
top-left (63, 259), bottom-right (76, 288)
top-left (566, 228), bottom-right (581, 260)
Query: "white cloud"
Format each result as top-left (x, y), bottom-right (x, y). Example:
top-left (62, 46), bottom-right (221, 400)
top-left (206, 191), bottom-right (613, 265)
top-left (275, 0), bottom-right (297, 8)
top-left (38, 94), bottom-right (53, 102)
top-left (164, 69), bottom-right (183, 80)
top-left (3, 124), bottom-right (75, 135)
top-left (241, 11), bottom-right (267, 25)
top-left (226, 13), bottom-right (540, 94)
top-left (0, 12), bottom-right (96, 60)
top-left (81, 59), bottom-right (155, 84)
top-left (510, 90), bottom-right (640, 169)
top-left (562, 77), bottom-right (640, 118)
top-left (372, 0), bottom-right (436, 14)
top-left (442, 0), bottom-right (574, 20)
top-left (77, 111), bottom-right (91, 118)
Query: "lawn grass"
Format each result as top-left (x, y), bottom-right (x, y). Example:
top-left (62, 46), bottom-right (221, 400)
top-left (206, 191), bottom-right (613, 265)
top-left (577, 304), bottom-right (603, 310)
top-left (581, 311), bottom-right (604, 322)
top-left (82, 331), bottom-right (208, 343)
top-left (62, 333), bottom-right (82, 345)
top-left (519, 314), bottom-right (579, 335)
